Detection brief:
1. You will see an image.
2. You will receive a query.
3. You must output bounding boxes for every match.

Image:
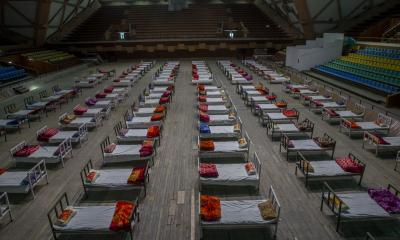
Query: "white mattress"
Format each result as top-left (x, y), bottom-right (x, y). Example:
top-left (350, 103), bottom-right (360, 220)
top-left (53, 206), bottom-right (116, 231)
top-left (307, 161), bottom-right (352, 177)
top-left (258, 104), bottom-right (279, 111)
top-left (135, 108), bottom-right (156, 116)
top-left (275, 124), bottom-right (299, 132)
top-left (0, 171), bottom-right (29, 193)
top-left (212, 141), bottom-right (247, 153)
top-left (335, 193), bottom-right (391, 218)
top-left (103, 145), bottom-right (146, 163)
top-left (357, 122), bottom-right (385, 130)
top-left (201, 200), bottom-right (277, 226)
top-left (290, 140), bottom-right (321, 150)
top-left (86, 169), bottom-right (135, 188)
top-left (382, 137), bottom-right (400, 146)
top-left (265, 113), bottom-right (288, 120)
top-left (200, 164), bottom-right (258, 186)
top-left (49, 131), bottom-right (79, 143)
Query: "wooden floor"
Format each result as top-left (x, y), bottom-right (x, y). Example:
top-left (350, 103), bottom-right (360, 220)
top-left (0, 59), bottom-right (399, 240)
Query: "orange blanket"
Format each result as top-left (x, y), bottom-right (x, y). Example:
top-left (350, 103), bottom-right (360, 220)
top-left (127, 166), bottom-right (146, 184)
top-left (154, 105), bottom-right (166, 113)
top-left (200, 195), bottom-right (221, 221)
top-left (151, 114), bottom-right (163, 121)
top-left (147, 125), bottom-right (160, 138)
top-left (199, 140), bottom-right (215, 151)
top-left (109, 201), bottom-right (135, 231)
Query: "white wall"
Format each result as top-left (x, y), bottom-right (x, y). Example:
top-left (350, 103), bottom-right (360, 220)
top-left (286, 33), bottom-right (343, 71)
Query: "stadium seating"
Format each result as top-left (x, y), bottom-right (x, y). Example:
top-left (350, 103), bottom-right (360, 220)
top-left (0, 66), bottom-right (27, 82)
top-left (22, 50), bottom-right (76, 63)
top-left (314, 47), bottom-right (400, 94)
top-left (63, 4), bottom-right (287, 42)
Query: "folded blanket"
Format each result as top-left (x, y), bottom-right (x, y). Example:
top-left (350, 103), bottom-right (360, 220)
top-left (95, 92), bottom-right (107, 98)
top-left (147, 125), bottom-right (160, 138)
top-left (198, 96), bottom-right (207, 102)
top-left (85, 98), bottom-right (97, 106)
top-left (62, 114), bottom-right (76, 124)
top-left (199, 112), bottom-right (210, 123)
top-left (266, 95), bottom-right (276, 101)
top-left (0, 168), bottom-right (6, 175)
top-left (228, 112), bottom-right (236, 119)
top-left (199, 163), bottom-right (218, 177)
top-left (159, 97), bottom-right (169, 104)
top-left (258, 200), bottom-right (277, 220)
top-left (296, 120), bottom-right (311, 131)
top-left (139, 144), bottom-right (153, 157)
top-left (255, 83), bottom-right (264, 91)
top-left (109, 201), bottom-right (136, 232)
top-left (55, 207), bottom-right (77, 226)
top-left (291, 88), bottom-right (300, 93)
top-left (325, 108), bottom-right (339, 117)
top-left (86, 170), bottom-right (100, 183)
top-left (73, 106), bottom-right (88, 115)
top-left (343, 119), bottom-right (360, 129)
top-left (154, 105), bottom-right (166, 113)
top-left (375, 119), bottom-right (388, 127)
top-left (199, 104), bottom-right (208, 112)
top-left (104, 86), bottom-right (114, 93)
top-left (282, 109), bottom-right (297, 117)
top-left (167, 86), bottom-right (174, 91)
top-left (14, 145), bottom-right (40, 157)
top-left (314, 137), bottom-right (334, 148)
top-left (335, 156), bottom-right (363, 173)
top-left (238, 138), bottom-right (248, 148)
top-left (37, 128), bottom-right (59, 142)
top-left (199, 123), bottom-right (211, 134)
top-left (127, 166), bottom-right (146, 184)
top-left (104, 143), bottom-right (117, 153)
top-left (234, 123), bottom-right (240, 132)
top-left (162, 91), bottom-right (171, 98)
top-left (257, 89), bottom-right (268, 95)
top-left (151, 114), bottom-right (163, 121)
top-left (275, 101), bottom-right (287, 108)
top-left (200, 195), bottom-right (221, 221)
top-left (368, 188), bottom-right (400, 214)
top-left (199, 140), bottom-right (215, 151)
top-left (197, 85), bottom-right (205, 92)
top-left (245, 162), bottom-right (256, 175)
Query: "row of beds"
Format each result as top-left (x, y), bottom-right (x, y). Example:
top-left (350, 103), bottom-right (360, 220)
top-left (242, 59), bottom-right (400, 237)
top-left (0, 83), bottom-right (87, 141)
top-left (0, 61), bottom-right (157, 239)
top-left (194, 60), bottom-right (282, 239)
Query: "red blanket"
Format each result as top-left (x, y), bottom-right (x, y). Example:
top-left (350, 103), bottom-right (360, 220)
top-left (37, 128), bottom-right (59, 142)
top-left (139, 144), bottom-right (153, 157)
top-left (336, 156), bottom-right (364, 173)
top-left (109, 201), bottom-right (135, 232)
top-left (127, 166), bottom-right (146, 184)
top-left (198, 96), bottom-right (207, 102)
top-left (200, 195), bottom-right (221, 221)
top-left (14, 145), bottom-right (40, 157)
top-left (282, 109), bottom-right (297, 117)
top-left (159, 97), bottom-right (169, 104)
top-left (199, 112), bottom-right (210, 122)
top-left (104, 86), bottom-right (114, 93)
top-left (199, 104), bottom-right (208, 112)
top-left (199, 163), bottom-right (218, 177)
top-left (95, 92), bottom-right (107, 98)
top-left (146, 125), bottom-right (160, 138)
top-left (73, 106), bottom-right (88, 115)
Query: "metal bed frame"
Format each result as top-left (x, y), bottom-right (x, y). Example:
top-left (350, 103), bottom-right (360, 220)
top-left (280, 133), bottom-right (336, 161)
top-left (320, 182), bottom-right (400, 233)
top-left (199, 185), bottom-right (281, 239)
top-left (295, 152), bottom-right (365, 187)
top-left (80, 159), bottom-right (150, 199)
top-left (47, 192), bottom-right (139, 240)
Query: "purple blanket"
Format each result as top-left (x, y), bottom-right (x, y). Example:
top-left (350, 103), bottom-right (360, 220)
top-left (368, 188), bottom-right (400, 214)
